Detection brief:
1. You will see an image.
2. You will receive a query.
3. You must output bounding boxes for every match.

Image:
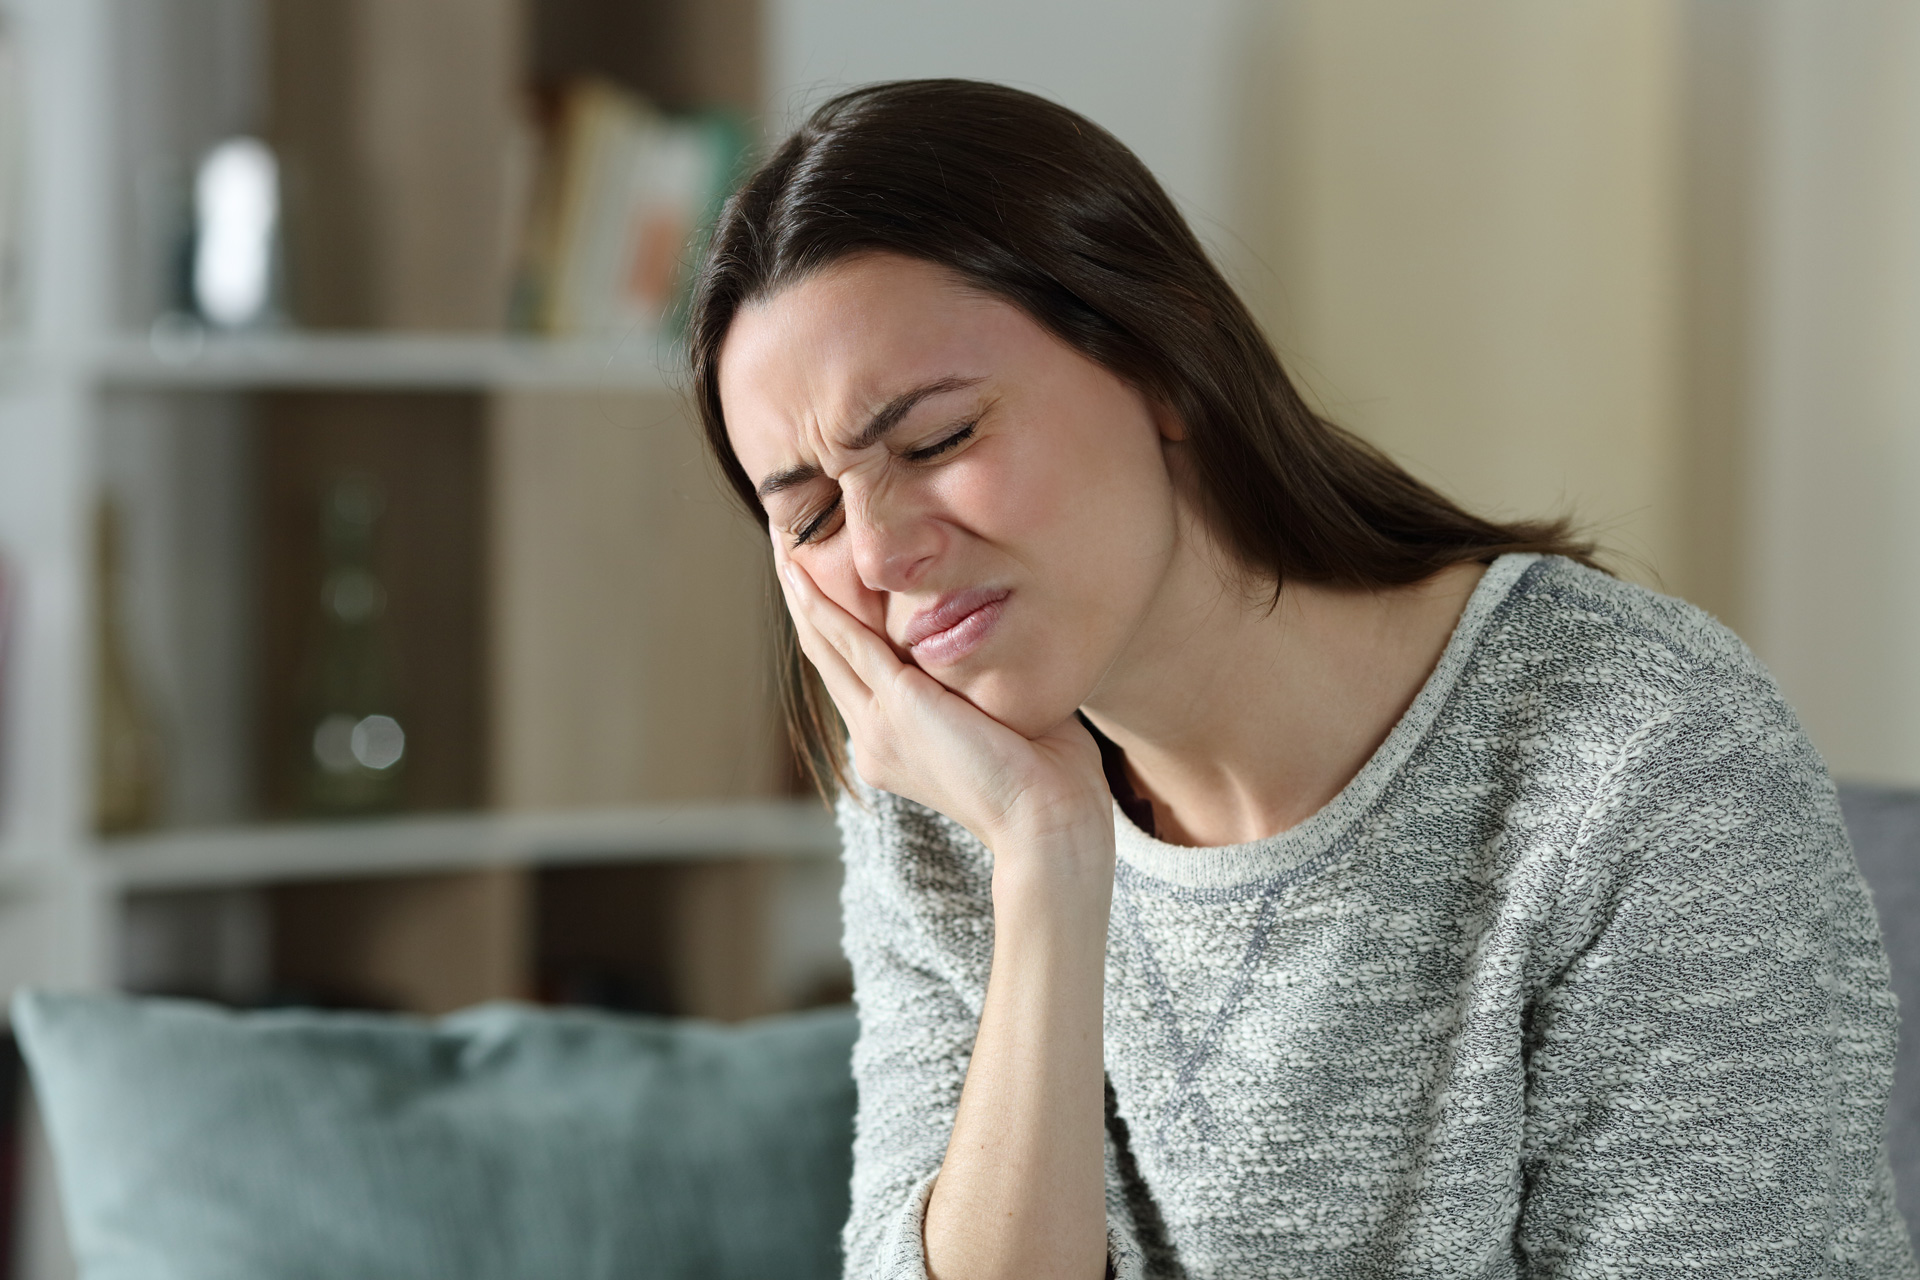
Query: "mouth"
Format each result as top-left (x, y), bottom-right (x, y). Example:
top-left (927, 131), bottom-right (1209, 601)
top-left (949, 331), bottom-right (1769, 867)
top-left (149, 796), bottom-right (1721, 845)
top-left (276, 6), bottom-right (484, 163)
top-left (902, 587), bottom-right (1011, 667)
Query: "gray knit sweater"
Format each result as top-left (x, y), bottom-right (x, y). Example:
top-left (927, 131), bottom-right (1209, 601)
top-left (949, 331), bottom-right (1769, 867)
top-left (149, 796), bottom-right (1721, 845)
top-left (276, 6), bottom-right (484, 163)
top-left (836, 553), bottom-right (1917, 1278)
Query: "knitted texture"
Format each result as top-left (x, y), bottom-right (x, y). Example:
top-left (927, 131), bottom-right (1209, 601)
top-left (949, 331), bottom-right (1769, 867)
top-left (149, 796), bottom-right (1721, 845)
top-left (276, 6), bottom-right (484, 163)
top-left (837, 554), bottom-right (1917, 1278)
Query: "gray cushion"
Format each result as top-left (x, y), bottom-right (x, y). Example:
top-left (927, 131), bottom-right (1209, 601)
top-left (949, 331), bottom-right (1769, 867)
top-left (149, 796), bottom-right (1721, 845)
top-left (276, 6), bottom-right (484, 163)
top-left (12, 991), bottom-right (856, 1280)
top-left (1840, 783), bottom-right (1920, 1247)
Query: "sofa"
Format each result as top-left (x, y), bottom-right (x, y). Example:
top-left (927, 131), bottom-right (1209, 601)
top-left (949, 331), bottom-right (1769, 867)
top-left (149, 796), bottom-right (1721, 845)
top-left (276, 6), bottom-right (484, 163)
top-left (15, 784), bottom-right (1920, 1278)
top-left (13, 993), bottom-right (857, 1280)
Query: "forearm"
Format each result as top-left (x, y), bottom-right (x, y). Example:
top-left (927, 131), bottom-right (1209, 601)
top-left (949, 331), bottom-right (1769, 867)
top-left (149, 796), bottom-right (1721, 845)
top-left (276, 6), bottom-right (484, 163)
top-left (923, 842), bottom-right (1113, 1280)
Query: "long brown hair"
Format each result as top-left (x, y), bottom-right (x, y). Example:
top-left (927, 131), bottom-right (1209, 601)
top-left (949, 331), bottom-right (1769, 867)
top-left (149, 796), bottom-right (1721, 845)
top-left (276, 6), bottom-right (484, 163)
top-left (688, 79), bottom-right (1598, 795)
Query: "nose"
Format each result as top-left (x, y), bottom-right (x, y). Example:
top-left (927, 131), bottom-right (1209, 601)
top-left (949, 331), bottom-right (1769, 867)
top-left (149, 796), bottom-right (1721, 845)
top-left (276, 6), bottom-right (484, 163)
top-left (845, 485), bottom-right (941, 594)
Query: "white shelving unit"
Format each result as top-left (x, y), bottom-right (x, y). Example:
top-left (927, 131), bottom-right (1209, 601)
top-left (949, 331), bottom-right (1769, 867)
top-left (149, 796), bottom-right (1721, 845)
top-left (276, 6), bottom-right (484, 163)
top-left (0, 0), bottom-right (823, 989)
top-left (0, 0), bottom-right (116, 1002)
top-left (0, 4), bottom-right (828, 1276)
top-left (92, 330), bottom-right (684, 393)
top-left (102, 801), bottom-right (836, 892)
top-left (0, 4), bottom-right (131, 1275)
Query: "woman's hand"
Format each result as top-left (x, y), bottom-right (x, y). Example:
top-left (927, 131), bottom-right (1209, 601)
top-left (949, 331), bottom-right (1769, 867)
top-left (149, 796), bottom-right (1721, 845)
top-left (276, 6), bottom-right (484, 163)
top-left (774, 548), bottom-right (1112, 862)
top-left (779, 546), bottom-right (1117, 1280)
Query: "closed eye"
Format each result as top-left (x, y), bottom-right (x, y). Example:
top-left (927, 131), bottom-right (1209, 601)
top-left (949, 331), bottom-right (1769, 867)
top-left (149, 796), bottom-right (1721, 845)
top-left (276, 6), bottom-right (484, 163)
top-left (789, 418), bottom-right (977, 546)
top-left (791, 492), bottom-right (842, 547)
top-left (904, 421), bottom-right (976, 462)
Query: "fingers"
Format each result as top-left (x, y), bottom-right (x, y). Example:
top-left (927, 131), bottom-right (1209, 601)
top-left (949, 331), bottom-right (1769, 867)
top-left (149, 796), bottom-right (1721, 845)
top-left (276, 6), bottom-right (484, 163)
top-left (776, 553), bottom-right (925, 701)
top-left (774, 556), bottom-right (872, 713)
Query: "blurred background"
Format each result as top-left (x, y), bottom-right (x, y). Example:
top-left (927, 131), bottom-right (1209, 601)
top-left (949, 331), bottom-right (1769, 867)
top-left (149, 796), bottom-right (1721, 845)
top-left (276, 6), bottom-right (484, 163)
top-left (0, 0), bottom-right (1914, 1274)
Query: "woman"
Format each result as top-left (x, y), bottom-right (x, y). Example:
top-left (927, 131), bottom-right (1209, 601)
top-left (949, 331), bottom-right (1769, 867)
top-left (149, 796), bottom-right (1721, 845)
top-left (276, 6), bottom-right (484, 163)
top-left (690, 80), bottom-right (1915, 1279)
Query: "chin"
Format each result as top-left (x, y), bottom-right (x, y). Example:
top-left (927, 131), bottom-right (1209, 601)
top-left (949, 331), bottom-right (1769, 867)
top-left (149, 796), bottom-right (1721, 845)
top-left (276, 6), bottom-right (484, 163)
top-left (937, 665), bottom-right (1085, 739)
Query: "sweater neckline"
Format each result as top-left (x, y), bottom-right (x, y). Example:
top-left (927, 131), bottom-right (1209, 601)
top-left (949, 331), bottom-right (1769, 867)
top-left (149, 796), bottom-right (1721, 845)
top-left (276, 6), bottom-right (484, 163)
top-left (1110, 552), bottom-right (1540, 890)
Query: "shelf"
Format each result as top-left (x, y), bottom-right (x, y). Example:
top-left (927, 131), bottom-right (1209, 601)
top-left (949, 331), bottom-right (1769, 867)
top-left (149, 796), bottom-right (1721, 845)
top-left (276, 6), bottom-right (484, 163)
top-left (91, 331), bottom-right (684, 393)
top-left (94, 799), bottom-right (839, 892)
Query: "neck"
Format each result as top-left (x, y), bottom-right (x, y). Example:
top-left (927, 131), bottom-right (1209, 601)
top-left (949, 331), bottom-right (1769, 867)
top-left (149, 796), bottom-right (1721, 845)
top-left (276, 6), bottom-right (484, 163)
top-left (1080, 524), bottom-right (1486, 848)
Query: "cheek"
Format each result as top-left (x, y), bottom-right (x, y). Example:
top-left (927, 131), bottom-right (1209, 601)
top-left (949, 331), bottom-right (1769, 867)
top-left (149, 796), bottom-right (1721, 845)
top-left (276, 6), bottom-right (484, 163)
top-left (789, 538), bottom-right (890, 638)
top-left (926, 455), bottom-right (1045, 546)
top-left (929, 423), bottom-right (1114, 549)
top-left (941, 417), bottom-right (1175, 585)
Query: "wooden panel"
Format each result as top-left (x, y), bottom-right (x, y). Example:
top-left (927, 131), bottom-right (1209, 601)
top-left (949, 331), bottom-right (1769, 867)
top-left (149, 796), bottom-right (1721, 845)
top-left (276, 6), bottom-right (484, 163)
top-left (271, 867), bottom-right (531, 1014)
top-left (492, 390), bottom-right (781, 1020)
top-left (255, 392), bottom-right (487, 816)
top-left (668, 860), bottom-right (772, 1020)
top-left (537, 860), bottom-right (771, 1020)
top-left (536, 863), bottom-right (678, 1012)
top-left (267, 0), bottom-right (527, 329)
top-left (529, 0), bottom-right (762, 117)
top-left (486, 390), bottom-right (780, 807)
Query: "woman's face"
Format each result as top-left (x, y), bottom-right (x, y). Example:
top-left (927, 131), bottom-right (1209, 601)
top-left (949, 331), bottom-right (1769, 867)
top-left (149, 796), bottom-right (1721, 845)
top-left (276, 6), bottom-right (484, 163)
top-left (718, 252), bottom-right (1187, 737)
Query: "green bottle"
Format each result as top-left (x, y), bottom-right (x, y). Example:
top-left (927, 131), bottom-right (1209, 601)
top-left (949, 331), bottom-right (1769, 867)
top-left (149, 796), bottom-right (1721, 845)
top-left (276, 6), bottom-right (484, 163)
top-left (298, 476), bottom-right (406, 816)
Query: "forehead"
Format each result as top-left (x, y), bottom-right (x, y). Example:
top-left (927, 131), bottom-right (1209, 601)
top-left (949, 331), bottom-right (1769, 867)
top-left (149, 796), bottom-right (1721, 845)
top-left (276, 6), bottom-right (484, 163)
top-left (717, 254), bottom-right (1031, 467)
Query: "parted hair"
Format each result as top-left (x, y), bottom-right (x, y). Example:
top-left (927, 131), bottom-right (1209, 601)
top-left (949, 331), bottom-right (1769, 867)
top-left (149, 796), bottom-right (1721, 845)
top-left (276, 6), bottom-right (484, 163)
top-left (687, 79), bottom-right (1599, 795)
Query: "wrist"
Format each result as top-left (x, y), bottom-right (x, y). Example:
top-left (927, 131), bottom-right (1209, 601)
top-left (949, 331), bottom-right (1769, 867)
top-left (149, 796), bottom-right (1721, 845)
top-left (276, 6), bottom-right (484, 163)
top-left (986, 790), bottom-right (1114, 858)
top-left (988, 823), bottom-right (1115, 929)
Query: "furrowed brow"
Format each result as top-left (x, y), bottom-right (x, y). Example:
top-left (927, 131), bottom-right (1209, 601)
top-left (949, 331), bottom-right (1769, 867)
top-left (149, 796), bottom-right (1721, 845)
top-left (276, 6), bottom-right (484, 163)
top-left (845, 376), bottom-right (984, 451)
top-left (752, 375), bottom-right (984, 503)
top-left (755, 462), bottom-right (819, 502)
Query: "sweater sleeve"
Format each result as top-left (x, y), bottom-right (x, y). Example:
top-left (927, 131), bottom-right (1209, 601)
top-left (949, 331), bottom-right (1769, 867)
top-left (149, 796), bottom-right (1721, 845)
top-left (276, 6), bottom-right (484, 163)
top-left (1517, 670), bottom-right (1917, 1276)
top-left (835, 780), bottom-right (1150, 1280)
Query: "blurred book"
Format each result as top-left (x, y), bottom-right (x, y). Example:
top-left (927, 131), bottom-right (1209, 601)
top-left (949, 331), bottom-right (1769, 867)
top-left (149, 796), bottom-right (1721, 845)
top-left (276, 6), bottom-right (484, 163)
top-left (511, 79), bottom-right (746, 339)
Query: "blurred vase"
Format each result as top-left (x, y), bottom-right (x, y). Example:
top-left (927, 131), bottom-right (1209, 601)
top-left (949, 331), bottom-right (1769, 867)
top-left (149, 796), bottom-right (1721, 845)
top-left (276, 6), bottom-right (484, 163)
top-left (297, 476), bottom-right (407, 816)
top-left (94, 499), bottom-right (164, 834)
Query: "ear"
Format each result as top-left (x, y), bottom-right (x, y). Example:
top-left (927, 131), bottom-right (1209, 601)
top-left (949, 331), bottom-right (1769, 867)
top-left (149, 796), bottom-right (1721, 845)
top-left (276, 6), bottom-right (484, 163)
top-left (1150, 397), bottom-right (1189, 443)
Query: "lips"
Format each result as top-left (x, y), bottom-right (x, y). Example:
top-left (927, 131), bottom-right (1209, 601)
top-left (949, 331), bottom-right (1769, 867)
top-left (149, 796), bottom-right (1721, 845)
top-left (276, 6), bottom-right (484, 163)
top-left (902, 587), bottom-right (1010, 666)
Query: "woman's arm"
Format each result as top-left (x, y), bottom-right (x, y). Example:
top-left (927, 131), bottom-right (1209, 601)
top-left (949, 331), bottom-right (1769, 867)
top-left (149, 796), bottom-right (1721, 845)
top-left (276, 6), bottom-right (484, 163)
top-left (923, 816), bottom-right (1113, 1280)
top-left (776, 556), bottom-right (1118, 1280)
top-left (836, 783), bottom-right (1136, 1280)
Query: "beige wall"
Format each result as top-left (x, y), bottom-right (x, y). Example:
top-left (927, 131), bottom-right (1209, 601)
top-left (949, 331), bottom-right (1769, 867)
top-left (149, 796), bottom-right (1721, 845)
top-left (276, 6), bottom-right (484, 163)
top-left (1230, 0), bottom-right (1920, 785)
top-left (1235, 0), bottom-right (1685, 590)
top-left (1745, 1), bottom-right (1920, 786)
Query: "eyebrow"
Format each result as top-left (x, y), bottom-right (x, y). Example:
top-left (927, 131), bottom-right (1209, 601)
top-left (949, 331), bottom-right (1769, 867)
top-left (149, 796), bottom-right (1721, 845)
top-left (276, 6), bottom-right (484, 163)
top-left (753, 376), bottom-right (984, 502)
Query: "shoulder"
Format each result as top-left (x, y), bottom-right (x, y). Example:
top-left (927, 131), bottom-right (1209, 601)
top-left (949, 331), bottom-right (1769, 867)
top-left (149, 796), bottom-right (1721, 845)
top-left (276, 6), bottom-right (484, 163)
top-left (1491, 553), bottom-right (1770, 713)
top-left (1488, 559), bottom-right (1864, 948)
top-left (1461, 555), bottom-right (1851, 879)
top-left (1490, 551), bottom-right (1832, 799)
top-left (1459, 555), bottom-right (1806, 780)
